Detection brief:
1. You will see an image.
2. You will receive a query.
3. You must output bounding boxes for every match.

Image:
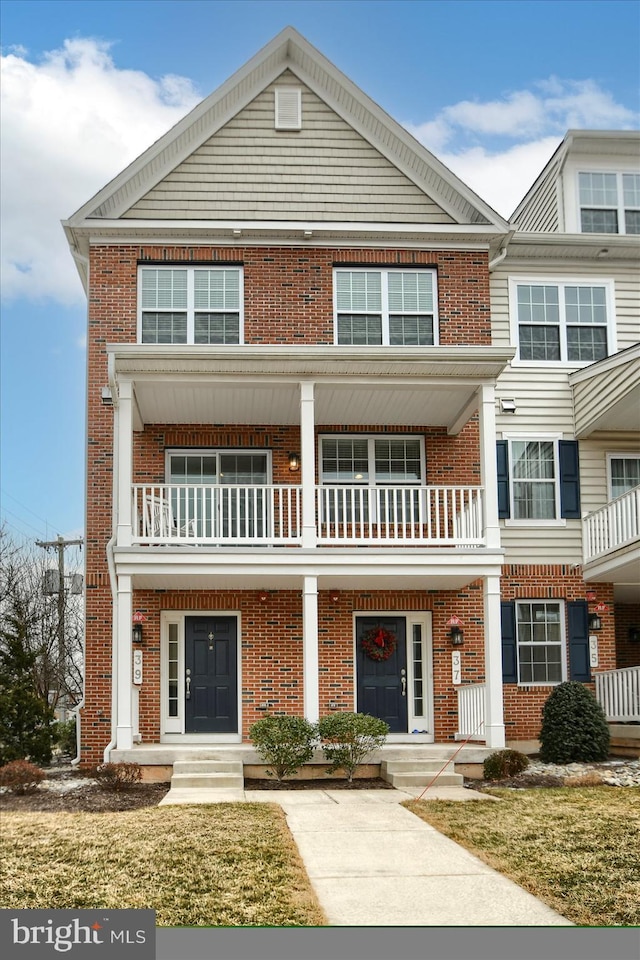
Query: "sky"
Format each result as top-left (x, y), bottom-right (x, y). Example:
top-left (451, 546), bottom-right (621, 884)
top-left (1, 0), bottom-right (639, 546)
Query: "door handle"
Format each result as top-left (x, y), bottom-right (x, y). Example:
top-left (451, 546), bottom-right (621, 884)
top-left (185, 671), bottom-right (191, 700)
top-left (401, 675), bottom-right (406, 696)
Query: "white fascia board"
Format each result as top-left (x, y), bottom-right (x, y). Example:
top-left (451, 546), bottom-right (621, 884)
top-left (569, 343), bottom-right (640, 385)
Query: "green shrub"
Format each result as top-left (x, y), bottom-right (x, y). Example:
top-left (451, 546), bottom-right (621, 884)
top-left (539, 681), bottom-right (610, 764)
top-left (249, 715), bottom-right (317, 781)
top-left (318, 712), bottom-right (389, 782)
top-left (0, 759), bottom-right (45, 794)
top-left (94, 761), bottom-right (142, 791)
top-left (483, 749), bottom-right (529, 781)
top-left (54, 718), bottom-right (77, 757)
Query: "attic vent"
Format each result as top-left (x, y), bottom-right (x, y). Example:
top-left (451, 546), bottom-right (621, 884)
top-left (275, 88), bottom-right (302, 130)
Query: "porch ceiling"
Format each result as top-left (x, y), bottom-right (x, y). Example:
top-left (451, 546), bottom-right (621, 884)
top-left (110, 344), bottom-right (514, 431)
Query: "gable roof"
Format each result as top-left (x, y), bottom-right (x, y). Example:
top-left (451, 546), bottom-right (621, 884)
top-left (511, 129), bottom-right (640, 226)
top-left (65, 27), bottom-right (508, 232)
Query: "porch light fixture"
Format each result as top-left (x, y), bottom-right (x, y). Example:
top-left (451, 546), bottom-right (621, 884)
top-left (500, 397), bottom-right (517, 413)
top-left (258, 591), bottom-right (269, 602)
top-left (588, 613), bottom-right (602, 632)
top-left (132, 623), bottom-right (143, 643)
top-left (288, 452), bottom-right (300, 472)
top-left (448, 625), bottom-right (465, 646)
top-left (329, 591), bottom-right (340, 603)
top-left (629, 626), bottom-right (639, 643)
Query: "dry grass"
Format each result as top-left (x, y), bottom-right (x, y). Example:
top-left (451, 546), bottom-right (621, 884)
top-left (406, 787), bottom-right (640, 927)
top-left (0, 803), bottom-right (325, 927)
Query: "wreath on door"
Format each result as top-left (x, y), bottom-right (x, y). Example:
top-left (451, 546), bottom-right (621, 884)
top-left (361, 626), bottom-right (397, 662)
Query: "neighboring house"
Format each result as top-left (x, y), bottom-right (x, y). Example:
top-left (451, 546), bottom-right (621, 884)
top-left (63, 28), bottom-right (639, 770)
top-left (493, 130), bottom-right (640, 745)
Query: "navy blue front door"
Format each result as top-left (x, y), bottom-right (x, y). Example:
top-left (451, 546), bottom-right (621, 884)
top-left (356, 617), bottom-right (407, 733)
top-left (185, 616), bottom-right (237, 733)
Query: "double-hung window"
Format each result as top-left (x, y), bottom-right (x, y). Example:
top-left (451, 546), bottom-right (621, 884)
top-left (578, 172), bottom-right (640, 235)
top-left (512, 278), bottom-right (613, 364)
top-left (320, 436), bottom-right (424, 522)
top-left (498, 436), bottom-right (581, 523)
top-left (334, 269), bottom-right (437, 345)
top-left (139, 266), bottom-right (242, 344)
top-left (608, 454), bottom-right (640, 499)
top-left (515, 601), bottom-right (565, 685)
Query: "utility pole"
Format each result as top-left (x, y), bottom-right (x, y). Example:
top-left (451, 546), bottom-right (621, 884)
top-left (36, 535), bottom-right (83, 713)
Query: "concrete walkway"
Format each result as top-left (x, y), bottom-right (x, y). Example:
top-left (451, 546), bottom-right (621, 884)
top-left (160, 785), bottom-right (572, 926)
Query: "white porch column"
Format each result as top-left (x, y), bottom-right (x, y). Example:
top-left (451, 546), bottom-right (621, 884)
top-left (116, 380), bottom-right (133, 547)
top-left (302, 576), bottom-right (319, 723)
top-left (483, 574), bottom-right (506, 748)
top-left (478, 382), bottom-right (500, 549)
top-left (300, 381), bottom-right (316, 548)
top-left (115, 574), bottom-right (133, 750)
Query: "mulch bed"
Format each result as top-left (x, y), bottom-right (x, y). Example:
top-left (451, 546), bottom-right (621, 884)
top-left (0, 768), bottom-right (170, 813)
top-left (245, 777), bottom-right (394, 791)
top-left (465, 773), bottom-right (565, 792)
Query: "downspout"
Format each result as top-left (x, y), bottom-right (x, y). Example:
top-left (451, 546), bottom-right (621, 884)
top-left (71, 247), bottom-right (90, 766)
top-left (488, 228), bottom-right (515, 272)
top-left (103, 353), bottom-right (120, 762)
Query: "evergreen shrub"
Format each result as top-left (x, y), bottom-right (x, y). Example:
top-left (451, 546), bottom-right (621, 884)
top-left (539, 681), bottom-right (610, 764)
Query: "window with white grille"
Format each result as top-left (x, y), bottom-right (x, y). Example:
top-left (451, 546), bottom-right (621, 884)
top-left (139, 266), bottom-right (242, 344)
top-left (334, 269), bottom-right (437, 345)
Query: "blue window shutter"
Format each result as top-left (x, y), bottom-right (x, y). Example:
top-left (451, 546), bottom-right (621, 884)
top-left (501, 601), bottom-right (517, 683)
top-left (559, 441), bottom-right (581, 519)
top-left (497, 441), bottom-right (510, 518)
top-left (568, 600), bottom-right (590, 682)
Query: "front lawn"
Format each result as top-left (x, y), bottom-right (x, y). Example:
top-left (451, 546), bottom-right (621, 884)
top-left (0, 803), bottom-right (325, 927)
top-left (406, 787), bottom-right (640, 927)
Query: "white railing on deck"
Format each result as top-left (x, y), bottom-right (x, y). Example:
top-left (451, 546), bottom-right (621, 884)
top-left (595, 666), bottom-right (640, 722)
top-left (583, 485), bottom-right (640, 563)
top-left (316, 485), bottom-right (484, 545)
top-left (132, 483), bottom-right (485, 546)
top-left (455, 683), bottom-right (486, 740)
top-left (133, 484), bottom-right (302, 545)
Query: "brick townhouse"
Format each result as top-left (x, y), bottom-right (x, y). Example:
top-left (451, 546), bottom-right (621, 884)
top-left (63, 28), bottom-right (639, 775)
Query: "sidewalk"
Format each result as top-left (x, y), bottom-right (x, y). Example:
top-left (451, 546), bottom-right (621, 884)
top-left (163, 785), bottom-right (573, 926)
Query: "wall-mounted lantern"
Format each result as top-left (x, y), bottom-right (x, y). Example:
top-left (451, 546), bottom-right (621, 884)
top-left (448, 625), bottom-right (465, 646)
top-left (588, 613), bottom-right (602, 632)
top-left (132, 622), bottom-right (144, 643)
top-left (288, 452), bottom-right (300, 473)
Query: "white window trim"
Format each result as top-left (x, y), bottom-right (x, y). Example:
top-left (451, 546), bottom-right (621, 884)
top-left (502, 432), bottom-right (566, 527)
top-left (333, 267), bottom-right (439, 346)
top-left (576, 169), bottom-right (640, 236)
top-left (137, 265), bottom-right (244, 345)
top-left (318, 434), bottom-right (426, 487)
top-left (160, 610), bottom-right (242, 741)
top-left (508, 276), bottom-right (616, 367)
top-left (606, 452), bottom-right (640, 501)
top-left (165, 448), bottom-right (272, 484)
top-left (515, 599), bottom-right (567, 688)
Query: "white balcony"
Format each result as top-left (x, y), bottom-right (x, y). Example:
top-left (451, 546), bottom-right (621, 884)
top-left (582, 486), bottom-right (640, 591)
top-left (132, 483), bottom-right (485, 547)
top-left (595, 666), bottom-right (640, 722)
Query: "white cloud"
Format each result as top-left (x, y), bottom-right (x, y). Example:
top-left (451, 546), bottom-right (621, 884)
top-left (405, 77), bottom-right (639, 216)
top-left (1, 39), bottom-right (200, 304)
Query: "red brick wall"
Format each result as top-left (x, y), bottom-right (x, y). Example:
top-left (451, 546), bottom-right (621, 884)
top-left (614, 603), bottom-right (640, 669)
top-left (500, 567), bottom-right (616, 742)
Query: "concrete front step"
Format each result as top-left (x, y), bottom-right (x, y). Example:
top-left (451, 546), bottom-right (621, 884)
top-left (170, 760), bottom-right (244, 792)
top-left (381, 759), bottom-right (464, 788)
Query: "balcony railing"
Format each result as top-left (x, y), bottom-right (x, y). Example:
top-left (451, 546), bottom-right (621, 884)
top-left (583, 485), bottom-right (640, 563)
top-left (132, 483), bottom-right (485, 547)
top-left (455, 683), bottom-right (486, 740)
top-left (595, 666), bottom-right (640, 722)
